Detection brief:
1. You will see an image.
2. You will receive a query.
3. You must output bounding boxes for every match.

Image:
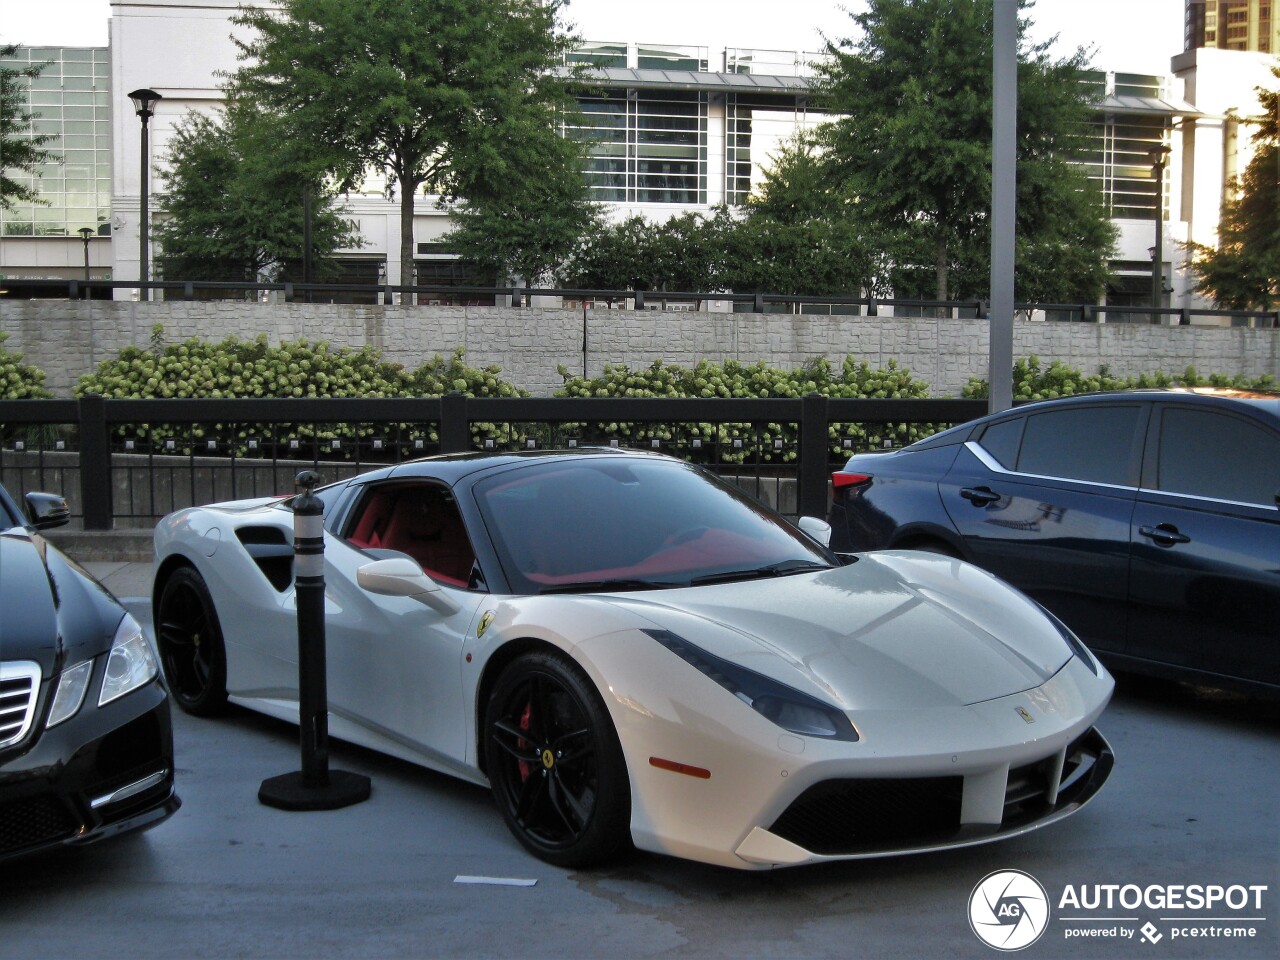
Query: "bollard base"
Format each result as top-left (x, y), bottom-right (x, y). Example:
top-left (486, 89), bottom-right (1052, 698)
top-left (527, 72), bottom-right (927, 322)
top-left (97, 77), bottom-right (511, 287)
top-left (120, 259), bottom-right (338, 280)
top-left (258, 769), bottom-right (371, 811)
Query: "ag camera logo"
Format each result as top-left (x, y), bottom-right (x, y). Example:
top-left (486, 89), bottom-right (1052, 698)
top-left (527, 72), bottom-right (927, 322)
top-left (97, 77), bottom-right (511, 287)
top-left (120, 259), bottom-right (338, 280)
top-left (970, 869), bottom-right (1050, 951)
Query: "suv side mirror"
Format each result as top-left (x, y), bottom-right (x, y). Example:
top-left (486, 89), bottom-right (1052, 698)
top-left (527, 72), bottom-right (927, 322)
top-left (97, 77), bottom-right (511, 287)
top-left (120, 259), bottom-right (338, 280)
top-left (25, 492), bottom-right (70, 530)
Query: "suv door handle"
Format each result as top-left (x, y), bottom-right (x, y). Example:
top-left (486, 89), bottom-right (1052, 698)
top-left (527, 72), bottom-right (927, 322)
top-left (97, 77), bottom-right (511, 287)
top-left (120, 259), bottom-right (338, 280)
top-left (1139, 523), bottom-right (1191, 546)
top-left (960, 486), bottom-right (1001, 506)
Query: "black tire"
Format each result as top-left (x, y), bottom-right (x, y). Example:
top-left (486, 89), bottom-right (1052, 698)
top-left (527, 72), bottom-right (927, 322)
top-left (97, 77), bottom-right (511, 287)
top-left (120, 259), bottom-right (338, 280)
top-left (484, 651), bottom-right (631, 868)
top-left (155, 566), bottom-right (228, 716)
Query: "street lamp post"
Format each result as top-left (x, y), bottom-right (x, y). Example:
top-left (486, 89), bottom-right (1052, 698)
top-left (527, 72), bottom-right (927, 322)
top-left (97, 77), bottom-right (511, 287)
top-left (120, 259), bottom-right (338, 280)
top-left (1149, 143), bottom-right (1171, 318)
top-left (128, 88), bottom-right (162, 301)
top-left (78, 227), bottom-right (94, 283)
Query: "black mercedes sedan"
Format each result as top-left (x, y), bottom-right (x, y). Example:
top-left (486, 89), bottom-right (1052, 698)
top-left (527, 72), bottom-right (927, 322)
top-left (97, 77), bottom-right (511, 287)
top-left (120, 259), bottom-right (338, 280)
top-left (1, 483), bottom-right (179, 860)
top-left (828, 389), bottom-right (1280, 695)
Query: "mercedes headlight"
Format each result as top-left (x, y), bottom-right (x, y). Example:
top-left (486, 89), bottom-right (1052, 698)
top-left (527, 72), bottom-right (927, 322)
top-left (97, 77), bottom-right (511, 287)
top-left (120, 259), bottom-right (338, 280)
top-left (643, 629), bottom-right (859, 741)
top-left (99, 613), bottom-right (159, 707)
top-left (47, 660), bottom-right (93, 728)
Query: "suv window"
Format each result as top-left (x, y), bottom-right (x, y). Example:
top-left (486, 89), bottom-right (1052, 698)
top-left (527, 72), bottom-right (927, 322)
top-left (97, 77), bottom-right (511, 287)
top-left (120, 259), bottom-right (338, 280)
top-left (1155, 408), bottom-right (1280, 506)
top-left (1016, 406), bottom-right (1141, 486)
top-left (977, 417), bottom-right (1024, 469)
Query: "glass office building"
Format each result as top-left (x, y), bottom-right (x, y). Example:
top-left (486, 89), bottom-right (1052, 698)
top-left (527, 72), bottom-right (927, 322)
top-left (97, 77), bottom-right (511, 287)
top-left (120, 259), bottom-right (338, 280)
top-left (562, 44), bottom-right (817, 210)
top-left (0, 47), bottom-right (112, 239)
top-left (1186, 0), bottom-right (1277, 52)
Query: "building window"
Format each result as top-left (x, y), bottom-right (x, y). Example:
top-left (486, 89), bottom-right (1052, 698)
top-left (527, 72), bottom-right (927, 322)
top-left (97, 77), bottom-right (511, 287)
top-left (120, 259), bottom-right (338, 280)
top-left (0, 46), bottom-right (111, 239)
top-left (568, 90), bottom-right (707, 205)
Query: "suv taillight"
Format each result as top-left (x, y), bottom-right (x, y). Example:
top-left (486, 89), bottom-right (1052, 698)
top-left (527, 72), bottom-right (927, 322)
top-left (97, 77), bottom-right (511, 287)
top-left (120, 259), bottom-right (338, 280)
top-left (831, 471), bottom-right (871, 500)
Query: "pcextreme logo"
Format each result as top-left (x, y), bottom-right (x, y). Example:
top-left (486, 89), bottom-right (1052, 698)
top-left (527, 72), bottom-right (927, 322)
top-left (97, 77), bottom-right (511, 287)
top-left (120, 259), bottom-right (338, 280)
top-left (968, 871), bottom-right (1269, 950)
top-left (969, 870), bottom-right (1051, 951)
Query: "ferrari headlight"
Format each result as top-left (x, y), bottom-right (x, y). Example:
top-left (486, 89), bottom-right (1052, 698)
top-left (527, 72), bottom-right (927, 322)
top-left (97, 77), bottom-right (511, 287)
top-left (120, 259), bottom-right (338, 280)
top-left (643, 629), bottom-right (858, 742)
top-left (47, 660), bottom-right (93, 728)
top-left (99, 614), bottom-right (159, 707)
top-left (1036, 604), bottom-right (1100, 676)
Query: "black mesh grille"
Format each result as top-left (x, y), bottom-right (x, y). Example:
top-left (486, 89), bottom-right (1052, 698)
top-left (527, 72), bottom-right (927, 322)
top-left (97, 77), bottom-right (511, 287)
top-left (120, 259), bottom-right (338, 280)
top-left (1003, 755), bottom-right (1056, 824)
top-left (769, 776), bottom-right (963, 855)
top-left (0, 795), bottom-right (78, 855)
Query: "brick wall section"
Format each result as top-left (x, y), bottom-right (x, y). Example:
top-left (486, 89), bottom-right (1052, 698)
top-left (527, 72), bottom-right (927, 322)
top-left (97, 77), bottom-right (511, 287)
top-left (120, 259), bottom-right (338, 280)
top-left (4, 300), bottom-right (1277, 397)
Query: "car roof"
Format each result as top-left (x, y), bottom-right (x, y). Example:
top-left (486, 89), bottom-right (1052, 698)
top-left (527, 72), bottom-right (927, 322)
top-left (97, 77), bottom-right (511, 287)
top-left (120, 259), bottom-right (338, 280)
top-left (1003, 388), bottom-right (1280, 419)
top-left (357, 446), bottom-right (680, 485)
top-left (890, 387), bottom-right (1280, 454)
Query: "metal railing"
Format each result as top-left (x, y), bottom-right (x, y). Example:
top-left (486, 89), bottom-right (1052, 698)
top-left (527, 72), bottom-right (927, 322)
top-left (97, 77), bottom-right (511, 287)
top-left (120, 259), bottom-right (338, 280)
top-left (0, 395), bottom-right (985, 529)
top-left (3, 278), bottom-right (1277, 326)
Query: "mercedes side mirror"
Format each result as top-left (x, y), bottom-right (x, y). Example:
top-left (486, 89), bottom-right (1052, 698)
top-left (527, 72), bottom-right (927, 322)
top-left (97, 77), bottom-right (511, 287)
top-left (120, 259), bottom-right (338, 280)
top-left (25, 492), bottom-right (71, 530)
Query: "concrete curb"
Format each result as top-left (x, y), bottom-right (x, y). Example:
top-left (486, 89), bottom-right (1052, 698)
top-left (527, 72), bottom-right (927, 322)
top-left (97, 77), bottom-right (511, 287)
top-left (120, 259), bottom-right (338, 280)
top-left (44, 527), bottom-right (154, 563)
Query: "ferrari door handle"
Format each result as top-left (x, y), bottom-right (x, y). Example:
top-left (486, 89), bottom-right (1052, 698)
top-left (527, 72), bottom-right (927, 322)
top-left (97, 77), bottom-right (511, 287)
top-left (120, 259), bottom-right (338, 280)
top-left (960, 486), bottom-right (1000, 506)
top-left (1139, 524), bottom-right (1191, 546)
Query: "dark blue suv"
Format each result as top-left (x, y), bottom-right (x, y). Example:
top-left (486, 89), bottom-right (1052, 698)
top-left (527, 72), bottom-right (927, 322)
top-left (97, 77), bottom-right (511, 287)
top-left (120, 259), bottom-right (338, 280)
top-left (828, 390), bottom-right (1280, 695)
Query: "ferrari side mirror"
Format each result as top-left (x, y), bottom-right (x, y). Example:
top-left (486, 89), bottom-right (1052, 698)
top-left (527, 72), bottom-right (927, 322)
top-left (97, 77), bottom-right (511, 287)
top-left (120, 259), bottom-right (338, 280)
top-left (357, 557), bottom-right (459, 615)
top-left (796, 515), bottom-right (832, 547)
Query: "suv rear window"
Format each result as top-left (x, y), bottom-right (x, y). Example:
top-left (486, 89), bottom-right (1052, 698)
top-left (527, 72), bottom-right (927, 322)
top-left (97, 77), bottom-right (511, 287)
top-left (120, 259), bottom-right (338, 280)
top-left (1016, 406), bottom-right (1141, 486)
top-left (1156, 408), bottom-right (1280, 505)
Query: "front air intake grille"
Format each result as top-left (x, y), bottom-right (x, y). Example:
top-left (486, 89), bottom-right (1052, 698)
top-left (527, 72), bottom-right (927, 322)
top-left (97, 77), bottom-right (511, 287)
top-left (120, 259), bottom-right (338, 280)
top-left (0, 662), bottom-right (41, 749)
top-left (0, 795), bottom-right (78, 855)
top-left (769, 776), bottom-right (964, 855)
top-left (1003, 754), bottom-right (1057, 822)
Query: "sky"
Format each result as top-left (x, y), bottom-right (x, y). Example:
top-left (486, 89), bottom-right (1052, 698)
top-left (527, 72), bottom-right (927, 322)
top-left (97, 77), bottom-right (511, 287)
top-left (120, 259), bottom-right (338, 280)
top-left (1, 0), bottom-right (1185, 76)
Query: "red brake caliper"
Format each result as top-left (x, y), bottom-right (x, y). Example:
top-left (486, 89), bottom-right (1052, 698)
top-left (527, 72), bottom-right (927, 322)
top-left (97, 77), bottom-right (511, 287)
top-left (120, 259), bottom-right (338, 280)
top-left (517, 700), bottom-right (533, 782)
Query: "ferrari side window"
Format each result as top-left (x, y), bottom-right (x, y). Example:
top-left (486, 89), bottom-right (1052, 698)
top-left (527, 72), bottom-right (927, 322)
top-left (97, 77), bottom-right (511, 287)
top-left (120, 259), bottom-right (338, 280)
top-left (345, 483), bottom-right (481, 589)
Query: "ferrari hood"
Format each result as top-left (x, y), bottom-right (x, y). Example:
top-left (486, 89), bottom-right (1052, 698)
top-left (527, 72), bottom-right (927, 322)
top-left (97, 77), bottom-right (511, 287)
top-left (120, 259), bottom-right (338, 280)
top-left (605, 552), bottom-right (1074, 710)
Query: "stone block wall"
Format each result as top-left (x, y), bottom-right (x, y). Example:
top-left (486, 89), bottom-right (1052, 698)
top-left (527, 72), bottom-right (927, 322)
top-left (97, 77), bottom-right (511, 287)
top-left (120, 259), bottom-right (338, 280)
top-left (3, 299), bottom-right (1277, 397)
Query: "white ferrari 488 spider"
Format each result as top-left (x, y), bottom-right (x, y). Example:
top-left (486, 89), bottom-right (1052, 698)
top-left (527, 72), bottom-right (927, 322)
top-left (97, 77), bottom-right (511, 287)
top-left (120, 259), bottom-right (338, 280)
top-left (153, 448), bottom-right (1113, 870)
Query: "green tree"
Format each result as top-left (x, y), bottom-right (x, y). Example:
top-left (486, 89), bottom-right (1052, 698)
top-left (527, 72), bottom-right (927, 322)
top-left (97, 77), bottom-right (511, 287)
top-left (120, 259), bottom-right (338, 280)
top-left (558, 212), bottom-right (727, 304)
top-left (154, 98), bottom-right (360, 284)
top-left (232, 0), bottom-right (580, 290)
top-left (1186, 66), bottom-right (1279, 310)
top-left (813, 0), bottom-right (1116, 303)
top-left (444, 128), bottom-right (597, 287)
top-left (725, 139), bottom-right (882, 296)
top-left (558, 216), bottom-right (657, 296)
top-left (0, 44), bottom-right (58, 212)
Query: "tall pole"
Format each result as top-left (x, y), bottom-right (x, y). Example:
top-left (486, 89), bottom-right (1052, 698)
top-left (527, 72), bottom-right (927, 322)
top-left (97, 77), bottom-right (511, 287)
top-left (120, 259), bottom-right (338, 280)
top-left (139, 111), bottom-right (151, 300)
top-left (302, 185), bottom-right (313, 290)
top-left (988, 0), bottom-right (1017, 414)
top-left (78, 227), bottom-right (93, 283)
top-left (128, 89), bottom-right (162, 301)
top-left (1149, 144), bottom-right (1171, 318)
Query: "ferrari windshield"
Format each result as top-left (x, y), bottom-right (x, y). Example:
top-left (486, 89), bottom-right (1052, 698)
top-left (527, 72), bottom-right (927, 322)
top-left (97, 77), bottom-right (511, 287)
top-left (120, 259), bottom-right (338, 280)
top-left (472, 456), bottom-right (833, 595)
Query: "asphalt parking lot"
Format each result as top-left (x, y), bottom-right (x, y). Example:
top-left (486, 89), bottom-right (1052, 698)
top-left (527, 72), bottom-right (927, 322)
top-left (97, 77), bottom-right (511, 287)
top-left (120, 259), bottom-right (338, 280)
top-left (1, 567), bottom-right (1277, 960)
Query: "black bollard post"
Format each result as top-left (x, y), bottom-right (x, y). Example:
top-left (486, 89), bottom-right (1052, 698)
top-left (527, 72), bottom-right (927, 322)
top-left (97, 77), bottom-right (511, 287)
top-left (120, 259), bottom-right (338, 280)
top-left (259, 470), bottom-right (371, 810)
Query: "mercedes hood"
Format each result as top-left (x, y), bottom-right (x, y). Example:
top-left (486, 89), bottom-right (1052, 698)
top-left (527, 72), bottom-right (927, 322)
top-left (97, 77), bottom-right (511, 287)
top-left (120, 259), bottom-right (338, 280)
top-left (0, 531), bottom-right (125, 674)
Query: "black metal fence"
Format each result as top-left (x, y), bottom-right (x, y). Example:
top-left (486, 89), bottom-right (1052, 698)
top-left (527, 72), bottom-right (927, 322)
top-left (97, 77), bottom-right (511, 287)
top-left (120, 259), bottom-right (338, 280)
top-left (3, 277), bottom-right (1278, 327)
top-left (0, 395), bottom-right (985, 529)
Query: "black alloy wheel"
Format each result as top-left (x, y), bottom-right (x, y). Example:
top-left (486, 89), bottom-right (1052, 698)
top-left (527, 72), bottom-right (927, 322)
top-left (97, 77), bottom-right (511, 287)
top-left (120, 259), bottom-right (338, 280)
top-left (156, 566), bottom-right (228, 716)
top-left (485, 651), bottom-right (631, 868)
